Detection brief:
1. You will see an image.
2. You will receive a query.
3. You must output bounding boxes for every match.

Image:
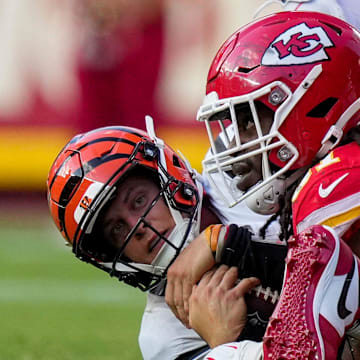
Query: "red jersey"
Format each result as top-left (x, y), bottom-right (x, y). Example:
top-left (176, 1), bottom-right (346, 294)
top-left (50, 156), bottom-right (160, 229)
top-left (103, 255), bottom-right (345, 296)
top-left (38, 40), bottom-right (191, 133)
top-left (292, 142), bottom-right (360, 242)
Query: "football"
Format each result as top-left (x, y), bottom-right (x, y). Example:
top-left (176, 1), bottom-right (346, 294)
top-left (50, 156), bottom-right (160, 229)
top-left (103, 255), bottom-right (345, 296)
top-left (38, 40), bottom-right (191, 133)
top-left (241, 285), bottom-right (279, 341)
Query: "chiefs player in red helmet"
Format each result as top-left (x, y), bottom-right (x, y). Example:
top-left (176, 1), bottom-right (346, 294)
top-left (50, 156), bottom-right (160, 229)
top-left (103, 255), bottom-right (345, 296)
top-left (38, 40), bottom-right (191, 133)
top-left (165, 11), bottom-right (360, 360)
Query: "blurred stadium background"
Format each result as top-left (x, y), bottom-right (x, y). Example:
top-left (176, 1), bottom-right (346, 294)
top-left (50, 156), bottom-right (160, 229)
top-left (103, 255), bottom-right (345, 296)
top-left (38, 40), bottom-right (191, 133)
top-left (0, 1), bottom-right (281, 358)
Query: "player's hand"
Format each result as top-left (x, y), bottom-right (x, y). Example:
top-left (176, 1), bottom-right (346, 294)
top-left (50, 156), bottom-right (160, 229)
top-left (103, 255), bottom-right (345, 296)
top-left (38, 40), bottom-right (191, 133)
top-left (189, 265), bottom-right (260, 348)
top-left (165, 231), bottom-right (215, 328)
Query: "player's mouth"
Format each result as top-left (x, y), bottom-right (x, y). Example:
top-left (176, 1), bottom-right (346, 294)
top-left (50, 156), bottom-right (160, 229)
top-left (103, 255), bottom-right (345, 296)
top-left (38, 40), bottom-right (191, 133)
top-left (233, 172), bottom-right (260, 192)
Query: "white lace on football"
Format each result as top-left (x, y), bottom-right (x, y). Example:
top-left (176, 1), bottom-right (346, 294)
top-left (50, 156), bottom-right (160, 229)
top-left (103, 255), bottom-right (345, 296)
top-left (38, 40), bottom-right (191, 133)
top-left (251, 284), bottom-right (280, 304)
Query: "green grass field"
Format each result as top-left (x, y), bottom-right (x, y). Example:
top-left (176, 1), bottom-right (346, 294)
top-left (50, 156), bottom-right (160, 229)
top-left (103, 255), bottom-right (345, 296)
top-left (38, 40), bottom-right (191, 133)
top-left (0, 205), bottom-right (146, 360)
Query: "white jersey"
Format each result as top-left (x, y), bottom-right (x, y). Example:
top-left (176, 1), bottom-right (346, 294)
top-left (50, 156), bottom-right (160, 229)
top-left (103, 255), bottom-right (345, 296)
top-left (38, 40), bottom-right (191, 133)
top-left (336, 0), bottom-right (360, 29)
top-left (138, 174), bottom-right (209, 359)
top-left (139, 293), bottom-right (208, 360)
top-left (204, 341), bottom-right (263, 360)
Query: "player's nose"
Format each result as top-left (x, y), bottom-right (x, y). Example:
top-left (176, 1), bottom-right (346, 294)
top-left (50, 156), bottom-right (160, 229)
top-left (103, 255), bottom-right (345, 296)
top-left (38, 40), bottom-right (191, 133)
top-left (127, 216), bottom-right (148, 239)
top-left (232, 161), bottom-right (251, 177)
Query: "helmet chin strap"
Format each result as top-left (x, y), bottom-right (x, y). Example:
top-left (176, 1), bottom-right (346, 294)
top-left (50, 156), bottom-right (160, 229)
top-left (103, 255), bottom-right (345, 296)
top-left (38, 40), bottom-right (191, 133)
top-left (106, 203), bottom-right (202, 279)
top-left (242, 96), bottom-right (360, 216)
top-left (245, 179), bottom-right (285, 215)
top-left (245, 166), bottom-right (309, 215)
top-left (102, 176), bottom-right (203, 279)
top-left (236, 66), bottom-right (323, 215)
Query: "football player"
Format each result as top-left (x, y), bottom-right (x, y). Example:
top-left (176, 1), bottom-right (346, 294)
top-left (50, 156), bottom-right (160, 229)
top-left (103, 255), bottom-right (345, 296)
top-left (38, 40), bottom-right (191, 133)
top-left (167, 10), bottom-right (360, 360)
top-left (47, 120), bottom-right (211, 359)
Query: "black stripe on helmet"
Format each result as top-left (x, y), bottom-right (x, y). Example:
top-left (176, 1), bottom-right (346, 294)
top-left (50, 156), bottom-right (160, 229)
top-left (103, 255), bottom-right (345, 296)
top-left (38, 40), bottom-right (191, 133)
top-left (57, 153), bottom-right (134, 238)
top-left (48, 137), bottom-right (138, 191)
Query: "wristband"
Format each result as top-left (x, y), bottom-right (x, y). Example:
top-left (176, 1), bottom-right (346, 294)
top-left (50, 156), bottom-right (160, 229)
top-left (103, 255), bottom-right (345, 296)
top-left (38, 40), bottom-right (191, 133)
top-left (204, 224), bottom-right (228, 262)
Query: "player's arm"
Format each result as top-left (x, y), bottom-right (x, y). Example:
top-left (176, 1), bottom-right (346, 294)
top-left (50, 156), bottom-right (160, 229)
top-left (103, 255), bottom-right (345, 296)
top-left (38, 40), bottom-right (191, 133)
top-left (165, 224), bottom-right (287, 327)
top-left (165, 229), bottom-right (215, 327)
top-left (189, 265), bottom-right (260, 348)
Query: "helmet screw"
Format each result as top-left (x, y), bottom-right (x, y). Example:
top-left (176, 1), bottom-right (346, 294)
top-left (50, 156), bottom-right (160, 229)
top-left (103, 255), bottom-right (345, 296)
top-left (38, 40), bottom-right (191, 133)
top-left (183, 184), bottom-right (194, 199)
top-left (143, 142), bottom-right (158, 160)
top-left (269, 87), bottom-right (286, 106)
top-left (277, 145), bottom-right (293, 161)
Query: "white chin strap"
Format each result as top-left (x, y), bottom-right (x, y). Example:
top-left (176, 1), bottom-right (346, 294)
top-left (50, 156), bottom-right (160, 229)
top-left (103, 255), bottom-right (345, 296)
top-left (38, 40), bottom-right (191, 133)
top-left (245, 179), bottom-right (286, 215)
top-left (98, 216), bottom-right (199, 277)
top-left (105, 182), bottom-right (202, 278)
top-left (244, 166), bottom-right (308, 215)
top-left (100, 261), bottom-right (165, 277)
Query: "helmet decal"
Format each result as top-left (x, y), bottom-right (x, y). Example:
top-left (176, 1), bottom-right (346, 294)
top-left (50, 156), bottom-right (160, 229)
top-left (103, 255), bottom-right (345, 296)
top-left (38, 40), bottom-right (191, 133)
top-left (74, 181), bottom-right (103, 224)
top-left (262, 22), bottom-right (334, 66)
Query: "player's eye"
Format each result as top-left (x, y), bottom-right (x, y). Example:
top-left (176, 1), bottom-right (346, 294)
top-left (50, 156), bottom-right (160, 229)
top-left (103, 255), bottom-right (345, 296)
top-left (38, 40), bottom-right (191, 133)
top-left (134, 194), bottom-right (146, 209)
top-left (108, 221), bottom-right (128, 248)
top-left (113, 222), bottom-right (124, 233)
top-left (234, 104), bottom-right (254, 132)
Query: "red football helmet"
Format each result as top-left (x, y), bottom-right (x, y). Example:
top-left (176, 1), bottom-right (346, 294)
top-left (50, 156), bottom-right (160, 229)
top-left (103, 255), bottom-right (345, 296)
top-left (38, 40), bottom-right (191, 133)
top-left (197, 11), bottom-right (360, 214)
top-left (47, 119), bottom-right (200, 291)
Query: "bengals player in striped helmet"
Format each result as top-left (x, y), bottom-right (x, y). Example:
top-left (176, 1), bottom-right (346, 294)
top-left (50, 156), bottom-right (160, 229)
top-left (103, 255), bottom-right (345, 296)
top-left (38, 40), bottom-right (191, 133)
top-left (47, 118), bottom-right (202, 292)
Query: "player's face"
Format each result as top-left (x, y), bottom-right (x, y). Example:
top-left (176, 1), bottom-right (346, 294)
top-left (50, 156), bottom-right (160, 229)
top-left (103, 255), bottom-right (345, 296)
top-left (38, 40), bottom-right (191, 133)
top-left (231, 105), bottom-right (273, 192)
top-left (100, 174), bottom-right (175, 264)
top-left (214, 103), bottom-right (274, 192)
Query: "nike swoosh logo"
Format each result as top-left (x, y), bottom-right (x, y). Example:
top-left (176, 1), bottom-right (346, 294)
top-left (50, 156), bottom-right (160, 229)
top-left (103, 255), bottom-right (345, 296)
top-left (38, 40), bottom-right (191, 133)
top-left (337, 257), bottom-right (355, 319)
top-left (318, 173), bottom-right (349, 198)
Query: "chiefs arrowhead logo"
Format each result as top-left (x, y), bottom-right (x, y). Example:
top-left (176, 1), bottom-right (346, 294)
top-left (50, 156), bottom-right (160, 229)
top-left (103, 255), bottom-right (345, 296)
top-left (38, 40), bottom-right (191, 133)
top-left (262, 23), bottom-right (334, 66)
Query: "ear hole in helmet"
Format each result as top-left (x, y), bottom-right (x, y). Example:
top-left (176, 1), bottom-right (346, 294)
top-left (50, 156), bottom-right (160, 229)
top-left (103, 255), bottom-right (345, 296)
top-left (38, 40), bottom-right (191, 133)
top-left (172, 155), bottom-right (181, 168)
top-left (306, 97), bottom-right (338, 118)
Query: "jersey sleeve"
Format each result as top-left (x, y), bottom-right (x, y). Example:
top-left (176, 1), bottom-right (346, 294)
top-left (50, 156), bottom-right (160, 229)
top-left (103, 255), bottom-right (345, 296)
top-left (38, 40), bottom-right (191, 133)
top-left (292, 142), bottom-right (360, 240)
